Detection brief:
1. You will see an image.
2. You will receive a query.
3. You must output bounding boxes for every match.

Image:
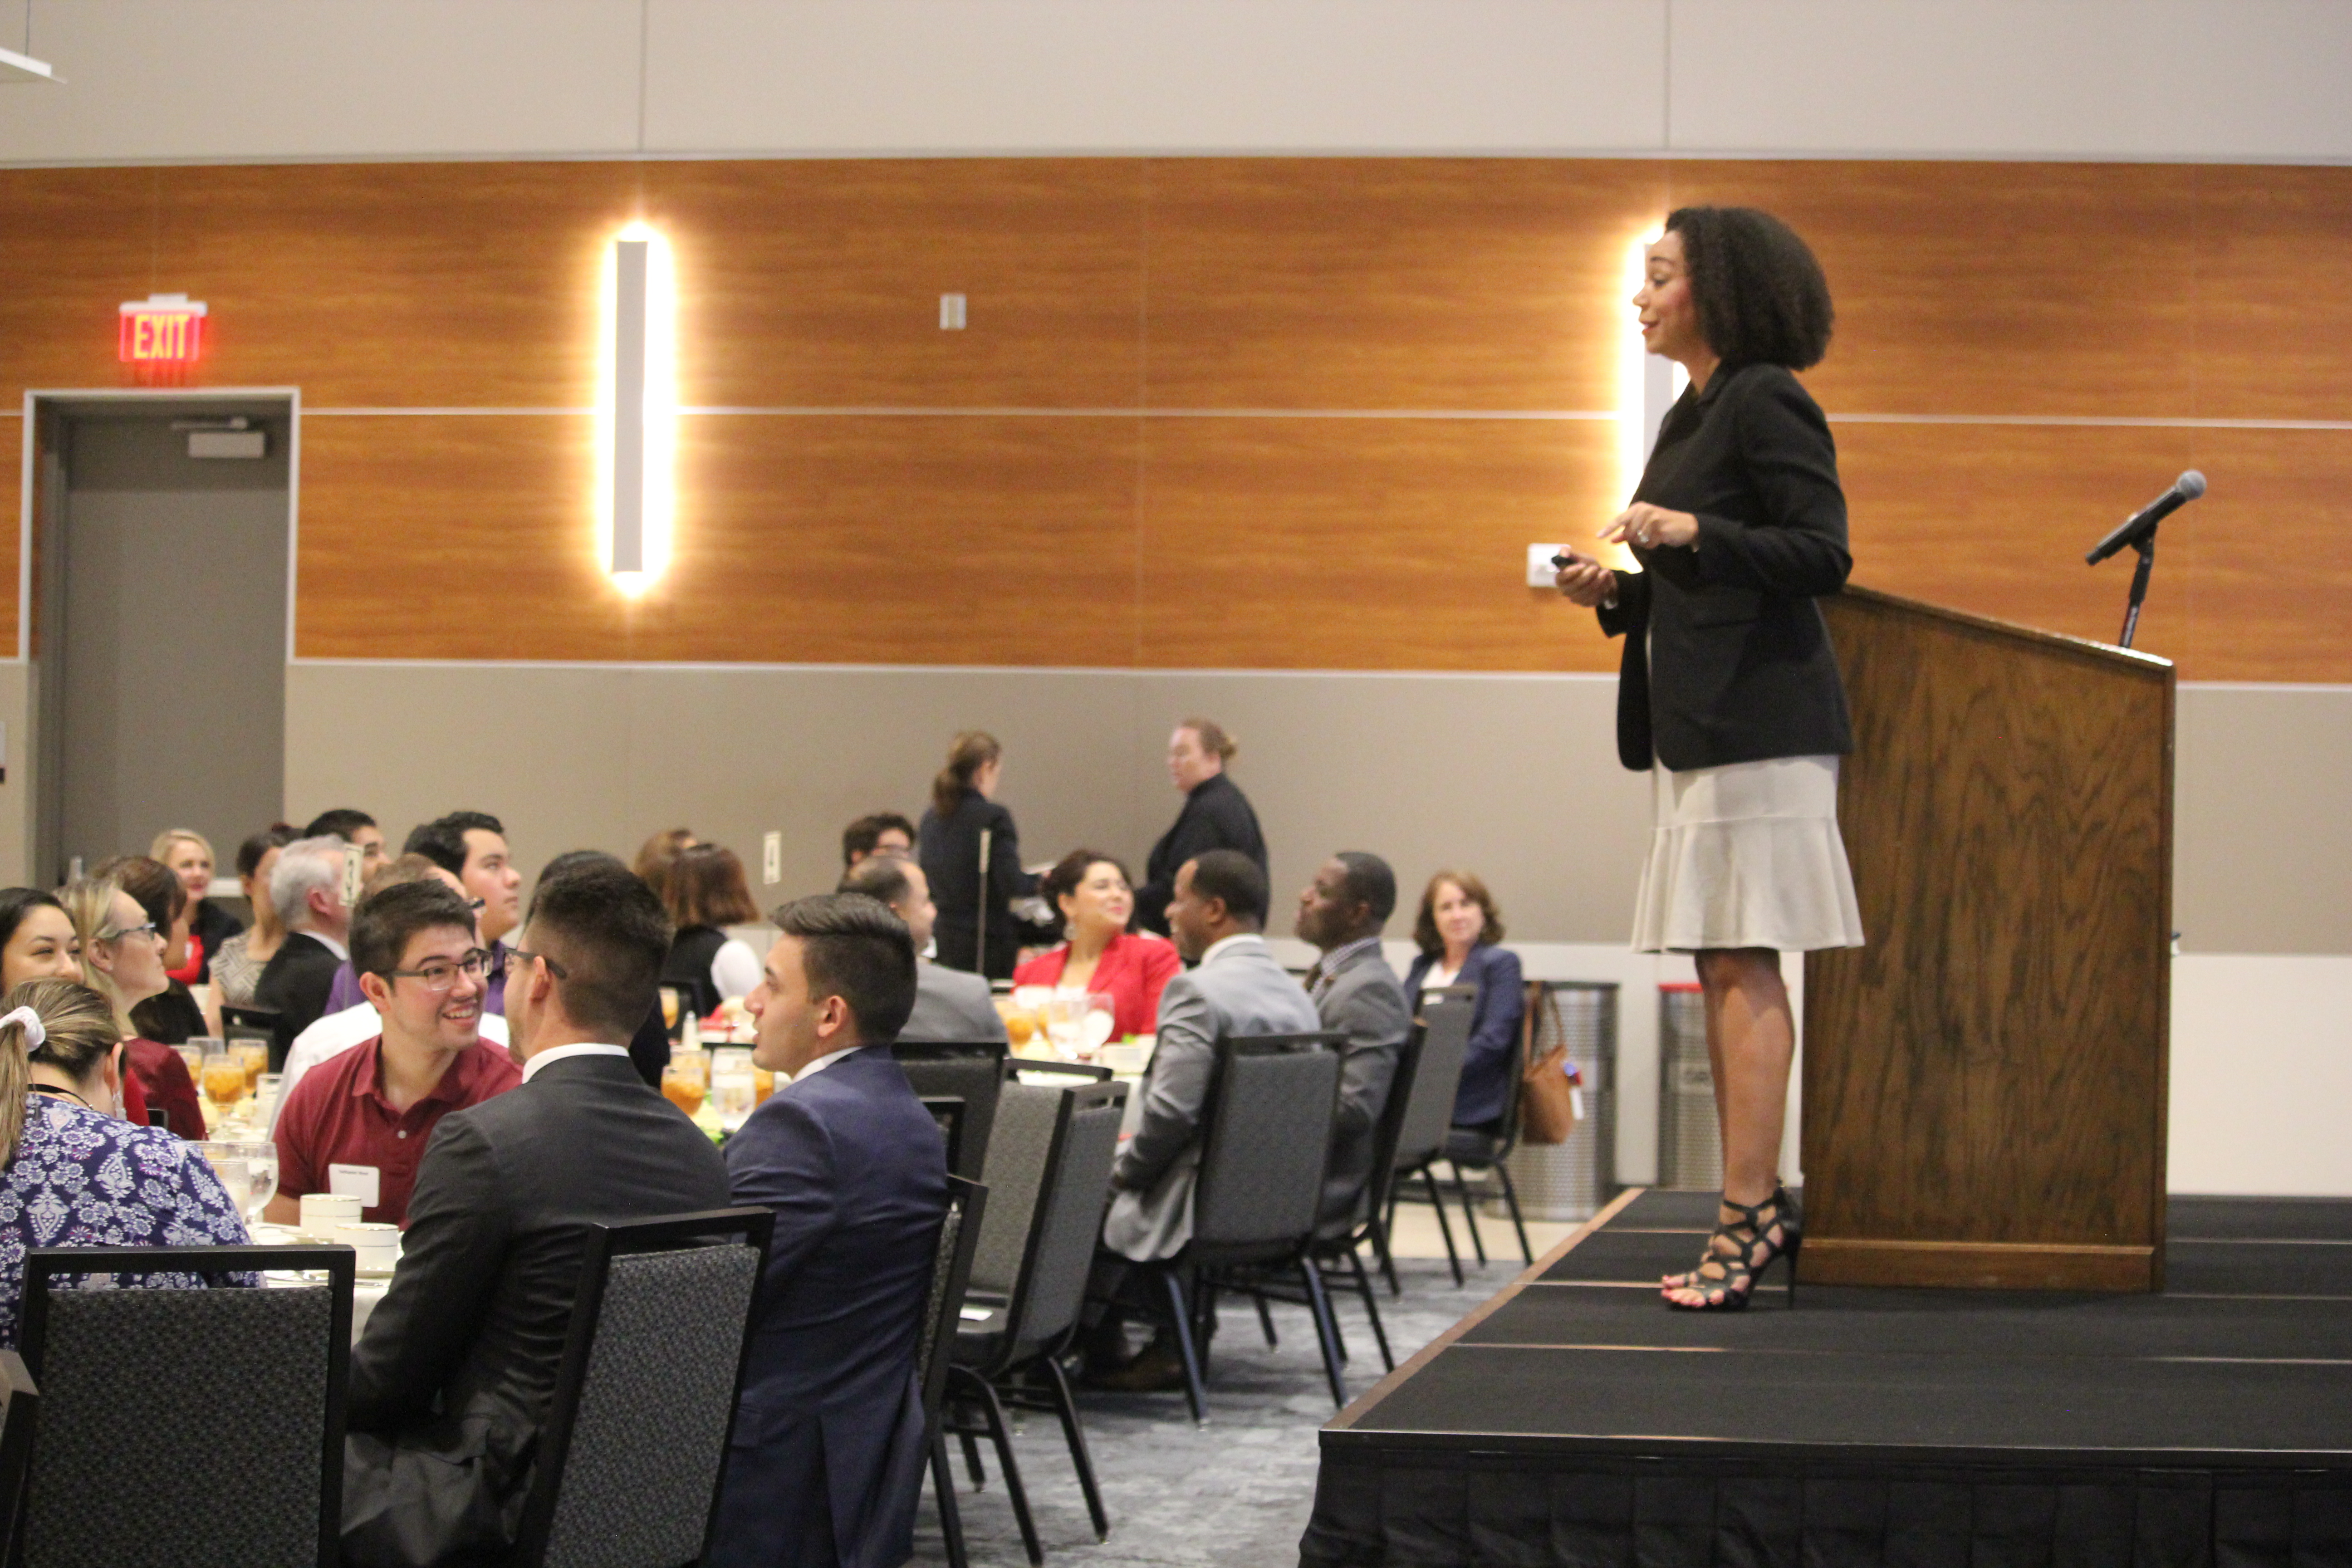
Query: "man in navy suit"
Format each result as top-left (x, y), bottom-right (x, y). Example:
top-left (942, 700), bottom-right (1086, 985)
top-left (706, 893), bottom-right (950, 1568)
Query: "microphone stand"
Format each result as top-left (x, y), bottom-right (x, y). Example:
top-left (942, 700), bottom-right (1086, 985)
top-left (2117, 525), bottom-right (2158, 650)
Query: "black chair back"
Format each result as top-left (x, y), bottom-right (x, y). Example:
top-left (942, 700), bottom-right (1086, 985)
top-left (510, 1207), bottom-right (775, 1568)
top-left (985, 1080), bottom-right (1127, 1358)
top-left (1002, 1059), bottom-right (1111, 1083)
top-left (916, 1176), bottom-right (988, 1433)
top-left (0, 1350), bottom-right (38, 1568)
top-left (1190, 1034), bottom-right (1344, 1259)
top-left (20, 1244), bottom-right (353, 1568)
top-left (921, 1096), bottom-right (966, 1180)
top-left (1392, 996), bottom-right (1475, 1173)
top-left (893, 1042), bottom-right (1007, 1183)
top-left (1341, 1019), bottom-right (1426, 1240)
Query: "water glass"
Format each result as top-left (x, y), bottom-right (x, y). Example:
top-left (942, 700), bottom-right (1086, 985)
top-left (223, 1140), bottom-right (279, 1224)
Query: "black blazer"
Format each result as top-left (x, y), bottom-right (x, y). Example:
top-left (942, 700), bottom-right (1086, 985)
top-left (342, 1051), bottom-right (732, 1567)
top-left (251, 930), bottom-right (342, 1068)
top-left (1137, 772), bottom-right (1269, 935)
top-left (918, 788), bottom-right (1038, 980)
top-left (1597, 362), bottom-right (1854, 772)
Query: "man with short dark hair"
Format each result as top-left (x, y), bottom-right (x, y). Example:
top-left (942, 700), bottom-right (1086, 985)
top-left (342, 861), bottom-right (729, 1568)
top-left (1089, 849), bottom-right (1320, 1389)
top-left (266, 880), bottom-right (518, 1228)
top-left (707, 893), bottom-right (949, 1568)
top-left (303, 808), bottom-right (388, 875)
top-left (1296, 851), bottom-right (1411, 1233)
top-left (840, 812), bottom-right (916, 869)
top-left (840, 853), bottom-right (1006, 1044)
top-left (404, 811), bottom-right (524, 1014)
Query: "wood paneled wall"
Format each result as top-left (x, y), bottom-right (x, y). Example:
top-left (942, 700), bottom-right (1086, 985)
top-left (2, 158), bottom-right (2346, 678)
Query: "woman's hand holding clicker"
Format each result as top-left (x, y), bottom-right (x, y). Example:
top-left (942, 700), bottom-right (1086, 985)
top-left (1553, 549), bottom-right (1617, 608)
top-left (1601, 502), bottom-right (1699, 551)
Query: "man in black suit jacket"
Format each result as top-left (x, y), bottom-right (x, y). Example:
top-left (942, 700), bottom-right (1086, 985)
top-left (253, 834), bottom-right (355, 1068)
top-left (706, 893), bottom-right (948, 1568)
top-left (341, 861), bottom-right (730, 1568)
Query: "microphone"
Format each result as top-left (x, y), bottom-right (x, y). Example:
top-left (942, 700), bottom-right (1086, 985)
top-left (2087, 470), bottom-right (2205, 565)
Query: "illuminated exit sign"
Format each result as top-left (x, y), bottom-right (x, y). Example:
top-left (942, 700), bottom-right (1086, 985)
top-left (118, 293), bottom-right (207, 371)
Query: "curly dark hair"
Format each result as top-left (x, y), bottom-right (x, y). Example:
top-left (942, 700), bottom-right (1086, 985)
top-left (1665, 206), bottom-right (1833, 371)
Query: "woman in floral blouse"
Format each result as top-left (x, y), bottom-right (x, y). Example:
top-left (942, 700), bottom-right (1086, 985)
top-left (0, 978), bottom-right (250, 1348)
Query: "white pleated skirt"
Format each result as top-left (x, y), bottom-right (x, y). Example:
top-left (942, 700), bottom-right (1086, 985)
top-left (1630, 753), bottom-right (1867, 955)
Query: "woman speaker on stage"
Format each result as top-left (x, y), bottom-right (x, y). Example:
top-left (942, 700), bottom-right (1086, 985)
top-left (1554, 207), bottom-right (1864, 1311)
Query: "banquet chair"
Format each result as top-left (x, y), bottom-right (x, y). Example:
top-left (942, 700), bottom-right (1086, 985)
top-left (946, 1078), bottom-right (1128, 1561)
top-left (916, 1177), bottom-right (989, 1568)
top-left (1379, 993), bottom-right (1480, 1287)
top-left (508, 1207), bottom-right (774, 1568)
top-left (18, 1242), bottom-right (354, 1568)
top-left (894, 1041), bottom-right (1008, 1184)
top-left (1238, 1019), bottom-right (1432, 1373)
top-left (1122, 1033), bottom-right (1345, 1424)
top-left (1437, 983), bottom-right (1542, 1268)
top-left (921, 1097), bottom-right (968, 1183)
top-left (0, 1350), bottom-right (40, 1567)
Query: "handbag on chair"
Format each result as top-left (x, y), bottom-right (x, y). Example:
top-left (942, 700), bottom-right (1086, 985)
top-left (1518, 982), bottom-right (1578, 1146)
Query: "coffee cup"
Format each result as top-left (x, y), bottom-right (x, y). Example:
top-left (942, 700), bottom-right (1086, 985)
top-left (300, 1192), bottom-right (363, 1237)
top-left (334, 1221), bottom-right (401, 1274)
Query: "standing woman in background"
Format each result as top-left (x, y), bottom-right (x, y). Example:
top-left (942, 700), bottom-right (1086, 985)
top-left (152, 828), bottom-right (241, 985)
top-left (1554, 207), bottom-right (1862, 1312)
top-left (1136, 718), bottom-right (1268, 936)
top-left (918, 731), bottom-right (1038, 980)
top-left (211, 824), bottom-right (296, 1009)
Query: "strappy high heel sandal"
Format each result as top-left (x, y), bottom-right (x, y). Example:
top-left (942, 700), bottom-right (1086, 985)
top-left (1661, 1185), bottom-right (1800, 1293)
top-left (1663, 1188), bottom-right (1801, 1311)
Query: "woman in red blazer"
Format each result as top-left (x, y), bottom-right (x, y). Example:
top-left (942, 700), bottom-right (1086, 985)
top-left (1013, 850), bottom-right (1181, 1040)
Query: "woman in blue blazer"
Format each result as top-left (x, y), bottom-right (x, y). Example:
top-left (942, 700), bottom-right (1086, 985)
top-left (1400, 872), bottom-right (1525, 1131)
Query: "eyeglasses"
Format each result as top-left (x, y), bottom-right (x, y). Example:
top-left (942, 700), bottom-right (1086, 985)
top-left (98, 922), bottom-right (161, 946)
top-left (382, 949), bottom-right (493, 992)
top-left (505, 945), bottom-right (568, 981)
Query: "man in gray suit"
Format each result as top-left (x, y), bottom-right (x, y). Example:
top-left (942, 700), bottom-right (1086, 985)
top-left (1088, 849), bottom-right (1319, 1389)
top-left (840, 853), bottom-right (1008, 1044)
top-left (1295, 852), bottom-right (1411, 1234)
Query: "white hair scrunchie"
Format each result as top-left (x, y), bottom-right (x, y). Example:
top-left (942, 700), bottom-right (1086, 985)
top-left (0, 1005), bottom-right (45, 1050)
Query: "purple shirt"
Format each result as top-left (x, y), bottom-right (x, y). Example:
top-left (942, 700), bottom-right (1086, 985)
top-left (321, 941), bottom-right (508, 1019)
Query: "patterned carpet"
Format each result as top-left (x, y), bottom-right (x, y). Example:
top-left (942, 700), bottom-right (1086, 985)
top-left (910, 1255), bottom-right (1534, 1568)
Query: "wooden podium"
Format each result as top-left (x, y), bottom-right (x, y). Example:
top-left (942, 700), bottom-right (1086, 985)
top-left (1800, 588), bottom-right (2174, 1292)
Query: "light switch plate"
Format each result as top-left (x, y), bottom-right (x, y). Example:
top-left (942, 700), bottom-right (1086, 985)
top-left (762, 830), bottom-right (781, 885)
top-left (1526, 544), bottom-right (1565, 588)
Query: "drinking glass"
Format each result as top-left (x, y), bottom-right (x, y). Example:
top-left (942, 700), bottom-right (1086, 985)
top-left (223, 1140), bottom-right (279, 1225)
top-left (753, 1068), bottom-right (776, 1104)
top-left (1085, 992), bottom-right (1118, 1053)
top-left (1044, 994), bottom-right (1090, 1061)
top-left (712, 1072), bottom-right (756, 1129)
top-left (659, 987), bottom-right (682, 1031)
top-left (661, 1064), bottom-right (707, 1117)
top-left (201, 1053), bottom-right (247, 1116)
top-left (173, 1042), bottom-right (205, 1082)
top-left (235, 1041), bottom-right (268, 1092)
top-left (195, 1143), bottom-right (252, 1216)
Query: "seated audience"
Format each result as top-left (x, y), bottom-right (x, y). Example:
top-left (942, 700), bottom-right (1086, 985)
top-left (270, 856), bottom-right (510, 1137)
top-left (269, 880), bottom-right (519, 1229)
top-left (658, 842), bottom-right (763, 1014)
top-left (212, 824), bottom-right (296, 1008)
top-left (0, 889), bottom-right (139, 1125)
top-left (841, 811), bottom-right (915, 869)
top-left (0, 978), bottom-right (250, 1347)
top-left (1089, 850), bottom-right (1318, 1389)
top-left (1296, 853), bottom-right (1411, 1233)
top-left (840, 853), bottom-right (1005, 1044)
top-left (63, 869), bottom-right (206, 1139)
top-left (341, 861), bottom-right (729, 1568)
top-left (1014, 849), bottom-right (1180, 1039)
top-left (707, 893), bottom-right (949, 1568)
top-left (1401, 871), bottom-right (1527, 1133)
top-left (255, 836), bottom-right (355, 1065)
top-left (539, 850), bottom-right (669, 1088)
top-left (304, 808), bottom-right (389, 877)
top-left (152, 828), bottom-right (241, 985)
top-left (400, 811), bottom-right (523, 1015)
top-left (633, 826), bottom-right (696, 902)
top-left (91, 855), bottom-right (218, 1048)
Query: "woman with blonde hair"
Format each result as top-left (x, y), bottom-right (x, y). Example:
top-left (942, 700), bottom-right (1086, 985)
top-left (61, 871), bottom-right (206, 1139)
top-left (0, 978), bottom-right (250, 1344)
top-left (150, 828), bottom-right (244, 986)
top-left (211, 824), bottom-right (295, 1009)
top-left (1137, 717), bottom-right (1268, 936)
top-left (916, 730), bottom-right (1039, 980)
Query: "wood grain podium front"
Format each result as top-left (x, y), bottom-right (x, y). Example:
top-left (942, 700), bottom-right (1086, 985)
top-left (1801, 587), bottom-right (2173, 1292)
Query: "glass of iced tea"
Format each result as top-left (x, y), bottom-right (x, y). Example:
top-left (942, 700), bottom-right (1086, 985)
top-left (661, 1064), bottom-right (706, 1117)
top-left (753, 1068), bottom-right (776, 1104)
top-left (201, 1053), bottom-right (247, 1115)
top-left (235, 1041), bottom-right (267, 1092)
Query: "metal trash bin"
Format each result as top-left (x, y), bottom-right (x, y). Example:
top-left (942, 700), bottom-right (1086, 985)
top-left (1494, 981), bottom-right (1618, 1223)
top-left (1656, 980), bottom-right (1722, 1189)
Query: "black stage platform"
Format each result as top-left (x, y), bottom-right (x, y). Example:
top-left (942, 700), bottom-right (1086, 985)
top-left (1303, 1189), bottom-right (2352, 1566)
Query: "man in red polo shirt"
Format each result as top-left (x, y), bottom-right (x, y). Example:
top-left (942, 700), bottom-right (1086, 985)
top-left (268, 878), bottom-right (520, 1228)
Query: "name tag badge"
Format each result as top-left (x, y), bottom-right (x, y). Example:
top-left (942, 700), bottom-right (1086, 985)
top-left (328, 1163), bottom-right (382, 1208)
